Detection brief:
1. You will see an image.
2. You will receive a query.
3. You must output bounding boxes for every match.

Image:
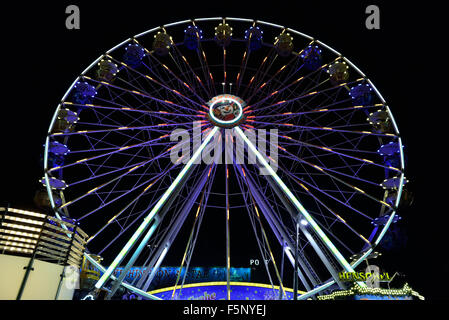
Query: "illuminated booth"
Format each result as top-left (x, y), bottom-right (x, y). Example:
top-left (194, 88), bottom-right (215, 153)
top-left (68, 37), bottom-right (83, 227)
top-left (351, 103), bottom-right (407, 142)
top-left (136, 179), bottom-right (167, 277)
top-left (0, 207), bottom-right (87, 300)
top-left (316, 283), bottom-right (424, 300)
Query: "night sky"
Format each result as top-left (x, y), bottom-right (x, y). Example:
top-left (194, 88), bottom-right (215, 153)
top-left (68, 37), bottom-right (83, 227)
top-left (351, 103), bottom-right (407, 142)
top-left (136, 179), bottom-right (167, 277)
top-left (0, 1), bottom-right (447, 300)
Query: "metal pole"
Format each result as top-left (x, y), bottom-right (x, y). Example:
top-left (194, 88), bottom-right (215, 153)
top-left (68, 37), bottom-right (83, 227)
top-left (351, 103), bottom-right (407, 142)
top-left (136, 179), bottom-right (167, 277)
top-left (225, 163), bottom-right (231, 300)
top-left (16, 214), bottom-right (48, 300)
top-left (236, 161), bottom-right (317, 290)
top-left (278, 241), bottom-right (285, 300)
top-left (293, 221), bottom-right (299, 300)
top-left (265, 173), bottom-right (345, 289)
top-left (55, 223), bottom-right (78, 300)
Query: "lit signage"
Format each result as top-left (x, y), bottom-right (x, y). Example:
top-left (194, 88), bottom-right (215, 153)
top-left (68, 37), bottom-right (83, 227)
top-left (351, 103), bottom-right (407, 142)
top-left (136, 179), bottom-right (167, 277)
top-left (112, 266), bottom-right (251, 290)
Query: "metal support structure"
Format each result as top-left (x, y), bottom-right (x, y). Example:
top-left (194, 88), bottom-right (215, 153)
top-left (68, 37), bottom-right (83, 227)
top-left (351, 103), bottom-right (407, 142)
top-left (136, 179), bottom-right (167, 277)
top-left (94, 126), bottom-right (219, 291)
top-left (83, 253), bottom-right (161, 300)
top-left (235, 161), bottom-right (318, 291)
top-left (136, 165), bottom-right (213, 291)
top-left (16, 214), bottom-right (48, 300)
top-left (293, 221), bottom-right (299, 300)
top-left (106, 216), bottom-right (160, 299)
top-left (278, 241), bottom-right (285, 300)
top-left (178, 175), bottom-right (214, 292)
top-left (231, 162), bottom-right (281, 298)
top-left (225, 163), bottom-right (231, 300)
top-left (265, 174), bottom-right (346, 289)
top-left (234, 127), bottom-right (364, 287)
top-left (111, 155), bottom-right (202, 297)
top-left (55, 223), bottom-right (78, 300)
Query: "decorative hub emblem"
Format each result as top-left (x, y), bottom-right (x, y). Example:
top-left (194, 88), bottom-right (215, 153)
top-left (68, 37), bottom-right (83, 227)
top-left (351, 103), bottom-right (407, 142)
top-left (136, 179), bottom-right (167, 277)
top-left (207, 94), bottom-right (246, 128)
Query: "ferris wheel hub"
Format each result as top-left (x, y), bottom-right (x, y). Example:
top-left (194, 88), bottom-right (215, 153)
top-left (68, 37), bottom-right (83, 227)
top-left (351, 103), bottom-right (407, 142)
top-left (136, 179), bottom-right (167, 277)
top-left (207, 94), bottom-right (246, 128)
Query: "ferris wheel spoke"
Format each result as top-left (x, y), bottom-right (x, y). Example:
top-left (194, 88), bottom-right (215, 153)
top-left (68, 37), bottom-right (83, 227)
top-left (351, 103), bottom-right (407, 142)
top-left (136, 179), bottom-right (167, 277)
top-left (239, 45), bottom-right (275, 99)
top-left (231, 155), bottom-right (296, 295)
top-left (82, 75), bottom-right (200, 116)
top-left (248, 75), bottom-right (346, 117)
top-left (244, 54), bottom-right (337, 110)
top-left (234, 29), bottom-right (252, 95)
top-left (249, 41), bottom-right (283, 95)
top-left (57, 158), bottom-right (157, 211)
top-left (243, 49), bottom-right (278, 101)
top-left (86, 171), bottom-right (167, 243)
top-left (77, 111), bottom-right (201, 128)
top-left (67, 154), bottom-right (162, 189)
top-left (65, 102), bottom-right (206, 121)
top-left (195, 45), bottom-right (216, 97)
top-left (132, 37), bottom-right (210, 104)
top-left (97, 185), bottom-right (172, 256)
top-left (250, 102), bottom-right (379, 120)
top-left (268, 190), bottom-right (357, 259)
top-left (277, 168), bottom-right (371, 246)
top-left (106, 54), bottom-right (208, 111)
top-left (51, 120), bottom-right (206, 138)
top-left (270, 138), bottom-right (390, 192)
top-left (223, 46), bottom-right (227, 88)
top-left (250, 120), bottom-right (397, 139)
top-left (48, 132), bottom-right (178, 173)
top-left (68, 96), bottom-right (152, 128)
top-left (169, 36), bottom-right (212, 102)
top-left (245, 77), bottom-right (361, 116)
top-left (68, 140), bottom-right (174, 188)
top-left (98, 85), bottom-right (183, 125)
top-left (292, 123), bottom-right (378, 154)
top-left (244, 50), bottom-right (301, 105)
top-left (170, 166), bottom-right (215, 299)
top-left (137, 164), bottom-right (217, 292)
top-left (255, 163), bottom-right (362, 255)
top-left (240, 147), bottom-right (372, 249)
top-left (274, 132), bottom-right (400, 174)
top-left (283, 167), bottom-right (375, 221)
top-left (77, 124), bottom-right (147, 151)
top-left (286, 155), bottom-right (392, 209)
top-left (97, 156), bottom-right (209, 260)
top-left (55, 136), bottom-right (194, 213)
top-left (297, 102), bottom-right (364, 135)
top-left (80, 158), bottom-right (184, 226)
top-left (240, 161), bottom-right (351, 290)
top-left (236, 163), bottom-right (320, 291)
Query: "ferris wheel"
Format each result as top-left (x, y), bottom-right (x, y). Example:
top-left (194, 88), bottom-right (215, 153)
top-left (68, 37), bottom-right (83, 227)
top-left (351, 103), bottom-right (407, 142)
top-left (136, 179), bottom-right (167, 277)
top-left (43, 17), bottom-right (406, 300)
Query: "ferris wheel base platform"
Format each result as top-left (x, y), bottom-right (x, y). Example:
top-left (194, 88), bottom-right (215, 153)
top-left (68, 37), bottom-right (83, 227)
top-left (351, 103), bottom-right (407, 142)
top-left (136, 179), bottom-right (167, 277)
top-left (147, 281), bottom-right (305, 300)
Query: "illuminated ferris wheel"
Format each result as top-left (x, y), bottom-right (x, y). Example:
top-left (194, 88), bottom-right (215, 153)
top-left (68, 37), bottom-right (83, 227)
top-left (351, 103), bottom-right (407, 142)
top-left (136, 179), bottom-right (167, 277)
top-left (43, 17), bottom-right (407, 300)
